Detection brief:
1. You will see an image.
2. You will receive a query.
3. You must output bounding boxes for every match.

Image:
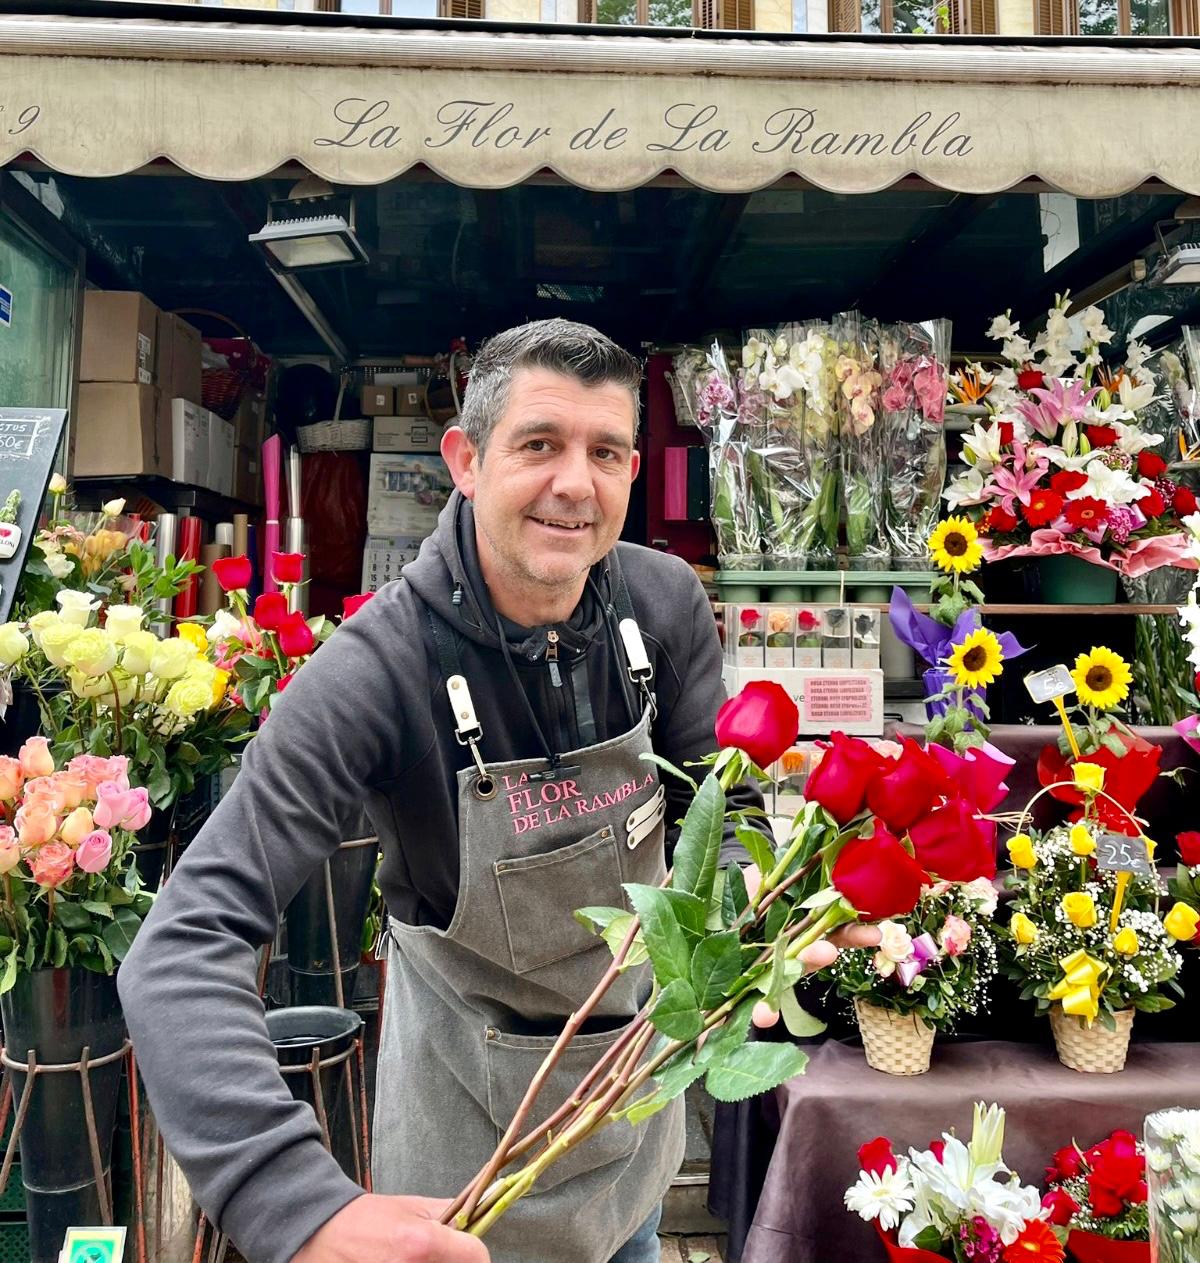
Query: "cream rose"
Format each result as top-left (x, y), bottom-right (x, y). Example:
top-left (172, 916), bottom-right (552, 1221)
top-left (27, 610), bottom-right (61, 646)
top-left (48, 473), bottom-right (68, 495)
top-left (55, 589), bottom-right (100, 627)
top-left (877, 920), bottom-right (914, 964)
top-left (121, 630), bottom-right (160, 677)
top-left (39, 621), bottom-right (84, 668)
top-left (164, 676), bottom-right (213, 718)
top-left (62, 628), bottom-right (118, 679)
top-left (0, 622), bottom-right (29, 667)
top-left (102, 498), bottom-right (126, 518)
top-left (104, 605), bottom-right (144, 643)
top-left (149, 637), bottom-right (199, 681)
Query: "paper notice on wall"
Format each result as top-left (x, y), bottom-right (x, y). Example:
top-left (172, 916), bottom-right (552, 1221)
top-left (0, 283), bottom-right (12, 328)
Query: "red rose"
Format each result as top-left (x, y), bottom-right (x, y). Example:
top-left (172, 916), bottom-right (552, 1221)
top-left (804, 731), bottom-right (885, 824)
top-left (983, 506), bottom-right (1019, 534)
top-left (1088, 1180), bottom-right (1125, 1218)
top-left (271, 552), bottom-right (305, 585)
top-left (1051, 470), bottom-right (1089, 496)
top-left (739, 608), bottom-right (762, 630)
top-left (1139, 487), bottom-right (1168, 518)
top-left (253, 592), bottom-right (288, 633)
top-left (797, 610), bottom-right (820, 631)
top-left (1022, 489), bottom-right (1064, 528)
top-left (213, 555), bottom-right (253, 592)
top-left (1177, 831), bottom-right (1200, 867)
top-left (1138, 451), bottom-right (1168, 478)
top-left (866, 738), bottom-right (952, 833)
top-left (857, 1137), bottom-right (897, 1175)
top-left (1041, 1189), bottom-right (1079, 1227)
top-left (908, 797), bottom-right (997, 883)
top-left (1052, 1145), bottom-right (1084, 1180)
top-left (997, 421), bottom-right (1015, 445)
top-left (1195, 669), bottom-right (1200, 693)
top-left (1064, 497), bottom-right (1109, 530)
top-left (929, 1140), bottom-right (946, 1164)
top-left (1176, 486), bottom-right (1198, 517)
top-left (276, 611), bottom-right (315, 659)
top-left (1087, 424), bottom-right (1119, 448)
top-left (342, 592), bottom-right (376, 619)
top-left (1017, 368), bottom-right (1045, 391)
top-left (277, 671), bottom-right (294, 694)
top-left (715, 681), bottom-right (800, 771)
top-left (831, 820), bottom-right (928, 920)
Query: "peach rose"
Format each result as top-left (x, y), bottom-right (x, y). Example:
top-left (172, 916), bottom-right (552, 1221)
top-left (75, 830), bottom-right (113, 874)
top-left (15, 801), bottom-right (59, 849)
top-left (30, 841), bottom-right (75, 888)
top-left (60, 806), bottom-right (95, 847)
top-left (0, 825), bottom-right (19, 875)
top-left (19, 736), bottom-right (55, 779)
top-left (67, 755), bottom-right (130, 798)
top-left (0, 756), bottom-right (24, 801)
top-left (22, 777), bottom-right (67, 816)
top-left (53, 772), bottom-right (89, 812)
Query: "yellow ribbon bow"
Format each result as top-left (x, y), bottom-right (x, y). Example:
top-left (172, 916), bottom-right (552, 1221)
top-left (1048, 949), bottom-right (1109, 1025)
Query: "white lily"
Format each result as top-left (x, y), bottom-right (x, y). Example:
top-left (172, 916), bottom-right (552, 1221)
top-left (1075, 458), bottom-right (1151, 505)
top-left (969, 1102), bottom-right (1006, 1169)
top-left (1113, 420), bottom-right (1162, 454)
top-left (1043, 446), bottom-right (1094, 472)
top-left (944, 467), bottom-right (988, 510)
top-left (961, 422), bottom-right (1006, 472)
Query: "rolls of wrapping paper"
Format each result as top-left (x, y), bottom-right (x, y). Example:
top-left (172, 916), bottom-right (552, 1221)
top-left (215, 521), bottom-right (234, 549)
top-left (232, 514), bottom-right (249, 560)
top-left (174, 516), bottom-right (202, 620)
top-left (200, 542), bottom-right (230, 615)
top-left (262, 435), bottom-right (282, 594)
top-left (152, 513), bottom-right (178, 632)
top-left (285, 517), bottom-right (309, 615)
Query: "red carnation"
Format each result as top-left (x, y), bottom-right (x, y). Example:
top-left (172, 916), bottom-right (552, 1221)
top-left (982, 506), bottom-right (1019, 534)
top-left (277, 611), bottom-right (316, 659)
top-left (1087, 424), bottom-right (1119, 448)
top-left (212, 555), bottom-right (253, 592)
top-left (1140, 487), bottom-right (1168, 518)
top-left (857, 1137), bottom-right (897, 1176)
top-left (1051, 469), bottom-right (1089, 496)
top-left (831, 820), bottom-right (928, 920)
top-left (715, 681), bottom-right (800, 771)
top-left (253, 592), bottom-right (288, 633)
top-left (1017, 367), bottom-right (1045, 391)
top-left (1022, 489), bottom-right (1064, 528)
top-left (1041, 1189), bottom-right (1079, 1227)
top-left (1138, 451), bottom-right (1168, 478)
top-left (342, 592), bottom-right (376, 620)
top-left (1177, 831), bottom-right (1200, 867)
top-left (997, 421), bottom-right (1015, 445)
top-left (865, 738), bottom-right (952, 833)
top-left (1064, 497), bottom-right (1109, 530)
top-left (804, 731), bottom-right (885, 824)
top-left (908, 797), bottom-right (997, 883)
top-left (1176, 486), bottom-right (1198, 517)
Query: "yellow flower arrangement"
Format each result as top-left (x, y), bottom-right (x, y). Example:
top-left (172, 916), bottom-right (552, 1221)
top-left (1113, 928), bottom-right (1139, 956)
top-left (1071, 646), bottom-right (1132, 711)
top-left (1011, 912), bottom-right (1038, 945)
top-left (1061, 892), bottom-right (1098, 929)
top-left (1072, 762), bottom-right (1106, 794)
top-left (1007, 834), bottom-right (1037, 869)
top-left (1068, 825), bottom-right (1095, 858)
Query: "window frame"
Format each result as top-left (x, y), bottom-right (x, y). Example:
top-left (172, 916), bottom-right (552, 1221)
top-left (827, 0), bottom-right (995, 31)
top-left (577, 0), bottom-right (753, 26)
top-left (1033, 0), bottom-right (1176, 32)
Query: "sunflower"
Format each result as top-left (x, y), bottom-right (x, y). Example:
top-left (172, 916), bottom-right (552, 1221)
top-left (946, 628), bottom-right (1005, 689)
top-left (928, 517), bottom-right (983, 574)
top-left (1071, 646), bottom-right (1132, 710)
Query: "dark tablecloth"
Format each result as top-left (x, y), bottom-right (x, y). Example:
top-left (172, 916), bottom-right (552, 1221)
top-left (710, 1039), bottom-right (1200, 1263)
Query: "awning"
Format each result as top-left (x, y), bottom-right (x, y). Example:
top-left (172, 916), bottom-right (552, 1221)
top-left (4, 14), bottom-right (1200, 195)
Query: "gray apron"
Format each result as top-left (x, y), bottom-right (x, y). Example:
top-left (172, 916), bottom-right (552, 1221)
top-left (374, 611), bottom-right (685, 1263)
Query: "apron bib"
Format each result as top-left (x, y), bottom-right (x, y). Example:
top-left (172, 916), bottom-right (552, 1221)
top-left (374, 611), bottom-right (685, 1263)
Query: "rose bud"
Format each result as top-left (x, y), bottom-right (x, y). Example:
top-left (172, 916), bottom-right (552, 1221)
top-left (804, 732), bottom-right (884, 825)
top-left (714, 681), bottom-right (800, 771)
top-left (271, 552), bottom-right (305, 585)
top-left (1041, 1189), bottom-right (1079, 1227)
top-left (343, 592), bottom-right (376, 619)
top-left (213, 555), bottom-right (253, 592)
top-left (832, 820), bottom-right (928, 920)
top-left (254, 592), bottom-right (289, 633)
top-left (277, 611), bottom-right (316, 660)
top-left (856, 1137), bottom-right (897, 1176)
top-left (1177, 831), bottom-right (1200, 867)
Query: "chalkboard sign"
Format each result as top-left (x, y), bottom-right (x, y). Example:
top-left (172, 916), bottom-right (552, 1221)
top-left (0, 407), bottom-right (69, 624)
top-left (1095, 832), bottom-right (1153, 878)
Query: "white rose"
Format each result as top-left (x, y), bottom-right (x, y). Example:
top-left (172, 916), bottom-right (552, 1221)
top-left (45, 551), bottom-right (74, 579)
top-left (61, 628), bottom-right (119, 678)
top-left (0, 623), bottom-right (29, 667)
top-left (121, 630), bottom-right (159, 677)
top-left (39, 621), bottom-right (84, 668)
top-left (104, 605), bottom-right (145, 643)
top-left (207, 609), bottom-right (242, 644)
top-left (27, 610), bottom-right (61, 647)
top-left (102, 498), bottom-right (126, 518)
top-left (872, 951), bottom-right (897, 979)
top-left (55, 589), bottom-right (100, 627)
top-left (877, 921), bottom-right (914, 964)
top-left (149, 637), bottom-right (199, 681)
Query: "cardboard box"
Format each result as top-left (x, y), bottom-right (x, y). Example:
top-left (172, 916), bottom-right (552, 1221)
top-left (234, 391), bottom-right (269, 452)
top-left (81, 291), bottom-right (158, 384)
top-left (851, 608), bottom-right (882, 670)
top-left (367, 454), bottom-right (454, 537)
top-left (394, 385), bottom-right (427, 417)
top-left (734, 605), bottom-right (765, 667)
top-left (207, 414), bottom-right (235, 496)
top-left (233, 445), bottom-right (263, 506)
top-left (373, 415), bottom-right (443, 453)
top-left (155, 312), bottom-right (203, 405)
top-left (72, 383), bottom-right (164, 476)
top-left (361, 385), bottom-right (395, 416)
top-left (361, 534), bottom-right (426, 592)
top-left (171, 398), bottom-right (209, 487)
top-left (764, 605), bottom-right (795, 670)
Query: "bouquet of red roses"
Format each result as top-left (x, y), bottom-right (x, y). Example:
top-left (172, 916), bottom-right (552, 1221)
top-left (1042, 1130), bottom-right (1150, 1261)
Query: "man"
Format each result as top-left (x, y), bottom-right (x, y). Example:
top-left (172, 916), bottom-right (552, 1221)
top-left (121, 320), bottom-right (865, 1263)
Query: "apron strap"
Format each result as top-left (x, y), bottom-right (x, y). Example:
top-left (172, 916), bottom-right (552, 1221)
top-left (610, 569), bottom-right (657, 719)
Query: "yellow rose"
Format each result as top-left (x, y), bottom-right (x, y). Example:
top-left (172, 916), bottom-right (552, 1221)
top-left (182, 658), bottom-right (217, 689)
top-left (1069, 825), bottom-right (1095, 857)
top-left (210, 668), bottom-right (231, 708)
top-left (122, 630), bottom-right (160, 677)
top-left (177, 623), bottom-right (209, 654)
top-left (39, 621), bottom-right (84, 668)
top-left (1164, 902), bottom-right (1200, 942)
top-left (62, 628), bottom-right (118, 678)
top-left (163, 676), bottom-right (213, 719)
top-left (1113, 927), bottom-right (1139, 956)
top-left (1006, 834), bottom-right (1038, 870)
top-left (1073, 762), bottom-right (1106, 794)
top-left (0, 622), bottom-right (29, 667)
top-left (27, 610), bottom-right (61, 644)
top-left (1062, 892), bottom-right (1098, 929)
top-left (149, 637), bottom-right (199, 681)
top-left (1010, 912), bottom-right (1038, 945)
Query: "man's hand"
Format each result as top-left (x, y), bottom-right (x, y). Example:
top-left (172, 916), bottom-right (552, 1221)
top-left (292, 1194), bottom-right (491, 1263)
top-left (741, 865), bottom-right (882, 1029)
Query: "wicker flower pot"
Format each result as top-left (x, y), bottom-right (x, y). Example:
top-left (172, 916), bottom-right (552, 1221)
top-left (854, 998), bottom-right (934, 1076)
top-left (1050, 1006), bottom-right (1134, 1073)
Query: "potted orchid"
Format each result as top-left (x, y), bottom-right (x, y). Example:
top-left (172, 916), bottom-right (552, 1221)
top-left (834, 312), bottom-right (887, 569)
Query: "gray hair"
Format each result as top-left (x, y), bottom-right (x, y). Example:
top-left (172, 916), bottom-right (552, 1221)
top-left (458, 319), bottom-right (642, 454)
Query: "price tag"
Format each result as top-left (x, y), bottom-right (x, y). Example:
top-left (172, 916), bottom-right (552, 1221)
top-left (1094, 833), bottom-right (1153, 878)
top-left (59, 1227), bottom-right (126, 1263)
top-left (1024, 665), bottom-right (1075, 704)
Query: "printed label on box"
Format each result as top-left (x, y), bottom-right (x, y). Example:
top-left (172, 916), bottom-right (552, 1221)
top-left (0, 283), bottom-right (13, 328)
top-left (803, 674), bottom-right (877, 726)
top-left (137, 332), bottom-right (153, 384)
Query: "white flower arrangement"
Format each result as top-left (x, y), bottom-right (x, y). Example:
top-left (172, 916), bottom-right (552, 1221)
top-left (1146, 1109), bottom-right (1200, 1262)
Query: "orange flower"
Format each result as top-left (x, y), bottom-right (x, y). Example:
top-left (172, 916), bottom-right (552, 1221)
top-left (949, 364), bottom-right (994, 405)
top-left (1002, 1220), bottom-right (1064, 1262)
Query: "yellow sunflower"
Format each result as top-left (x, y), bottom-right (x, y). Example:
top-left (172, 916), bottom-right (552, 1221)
top-left (1071, 646), bottom-right (1131, 710)
top-left (928, 517), bottom-right (984, 575)
top-left (946, 628), bottom-right (1005, 689)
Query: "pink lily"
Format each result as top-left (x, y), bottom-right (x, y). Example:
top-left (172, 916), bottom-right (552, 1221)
top-left (1015, 378), bottom-right (1099, 438)
top-left (983, 447), bottom-right (1049, 516)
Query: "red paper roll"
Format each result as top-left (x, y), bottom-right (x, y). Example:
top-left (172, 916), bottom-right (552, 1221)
top-left (173, 515), bottom-right (203, 620)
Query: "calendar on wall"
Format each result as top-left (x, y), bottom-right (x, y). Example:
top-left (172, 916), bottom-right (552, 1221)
top-left (361, 534), bottom-right (426, 592)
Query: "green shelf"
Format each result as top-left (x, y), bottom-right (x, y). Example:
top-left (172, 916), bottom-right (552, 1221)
top-left (715, 570), bottom-right (935, 601)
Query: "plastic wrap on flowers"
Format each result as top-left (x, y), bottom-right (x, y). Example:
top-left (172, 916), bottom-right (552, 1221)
top-left (1181, 328), bottom-right (1200, 454)
top-left (741, 323), bottom-right (840, 570)
top-left (1066, 1229), bottom-right (1150, 1262)
top-left (834, 312), bottom-right (887, 570)
top-left (1120, 565), bottom-right (1197, 607)
top-left (678, 342), bottom-right (764, 569)
top-left (1145, 1109), bottom-right (1200, 1263)
top-left (880, 320), bottom-right (952, 571)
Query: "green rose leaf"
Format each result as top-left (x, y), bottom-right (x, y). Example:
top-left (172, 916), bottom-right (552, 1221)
top-left (695, 997), bottom-right (754, 1067)
top-left (650, 978), bottom-right (704, 1042)
top-left (671, 775), bottom-right (725, 907)
top-left (780, 988), bottom-right (827, 1038)
top-left (101, 907), bottom-right (142, 962)
top-left (704, 1042), bottom-right (810, 1103)
top-left (720, 863), bottom-right (749, 929)
top-left (624, 884), bottom-right (692, 987)
top-left (690, 931), bottom-right (742, 1009)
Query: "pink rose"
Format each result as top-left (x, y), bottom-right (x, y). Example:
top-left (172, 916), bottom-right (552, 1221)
top-left (0, 825), bottom-right (19, 875)
top-left (0, 756), bottom-right (24, 801)
top-left (21, 776), bottom-right (67, 816)
top-left (30, 841), bottom-right (75, 888)
top-left (938, 914), bottom-right (972, 957)
top-left (19, 736), bottom-right (55, 779)
top-left (15, 800), bottom-right (59, 849)
top-left (92, 782), bottom-right (152, 832)
top-left (68, 756), bottom-right (131, 799)
top-left (75, 830), bottom-right (113, 874)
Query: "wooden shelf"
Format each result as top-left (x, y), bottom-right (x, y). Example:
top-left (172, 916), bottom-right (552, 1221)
top-left (851, 602), bottom-right (1179, 615)
top-left (72, 475), bottom-right (259, 519)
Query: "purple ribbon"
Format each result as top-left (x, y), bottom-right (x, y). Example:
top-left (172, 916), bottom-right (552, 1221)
top-left (889, 587), bottom-right (1030, 669)
top-left (895, 933), bottom-right (940, 988)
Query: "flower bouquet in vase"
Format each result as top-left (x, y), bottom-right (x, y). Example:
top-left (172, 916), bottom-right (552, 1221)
top-left (834, 312), bottom-right (887, 570)
top-left (845, 1103), bottom-right (1065, 1261)
top-left (880, 320), bottom-right (952, 571)
top-left (817, 877), bottom-right (999, 1075)
top-left (1144, 1108), bottom-right (1200, 1263)
top-left (1041, 1130), bottom-right (1150, 1262)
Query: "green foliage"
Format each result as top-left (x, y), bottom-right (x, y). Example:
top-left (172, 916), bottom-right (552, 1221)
top-left (703, 1043), bottom-right (810, 1103)
top-left (670, 775), bottom-right (725, 907)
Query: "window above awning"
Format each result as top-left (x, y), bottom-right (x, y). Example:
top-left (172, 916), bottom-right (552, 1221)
top-left (4, 12), bottom-right (1200, 194)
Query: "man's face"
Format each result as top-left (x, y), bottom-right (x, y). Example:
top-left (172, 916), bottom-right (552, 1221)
top-left (452, 367), bottom-right (640, 595)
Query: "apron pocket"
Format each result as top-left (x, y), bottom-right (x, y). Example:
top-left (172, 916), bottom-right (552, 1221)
top-left (484, 1021), bottom-right (641, 1198)
top-left (494, 825), bottom-right (624, 976)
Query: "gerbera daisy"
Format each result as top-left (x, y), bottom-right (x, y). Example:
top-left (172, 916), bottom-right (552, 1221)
top-left (947, 628), bottom-right (1005, 689)
top-left (1022, 489), bottom-right (1064, 528)
top-left (928, 517), bottom-right (984, 574)
top-left (843, 1166), bottom-right (915, 1232)
top-left (1001, 1218), bottom-right (1064, 1262)
top-left (1071, 646), bottom-right (1132, 710)
top-left (1064, 498), bottom-right (1109, 530)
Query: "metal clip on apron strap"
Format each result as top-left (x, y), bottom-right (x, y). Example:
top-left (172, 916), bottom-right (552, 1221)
top-left (613, 573), bottom-right (657, 720)
top-left (428, 609), bottom-right (498, 801)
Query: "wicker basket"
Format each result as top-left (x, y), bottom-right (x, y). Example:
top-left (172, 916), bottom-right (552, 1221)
top-left (296, 418), bottom-right (372, 453)
top-left (1050, 1006), bottom-right (1133, 1073)
top-left (854, 998), bottom-right (935, 1076)
top-left (176, 308), bottom-right (269, 421)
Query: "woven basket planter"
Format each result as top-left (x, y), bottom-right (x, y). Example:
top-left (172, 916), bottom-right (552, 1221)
top-left (1050, 1006), bottom-right (1134, 1073)
top-left (854, 998), bottom-right (935, 1076)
